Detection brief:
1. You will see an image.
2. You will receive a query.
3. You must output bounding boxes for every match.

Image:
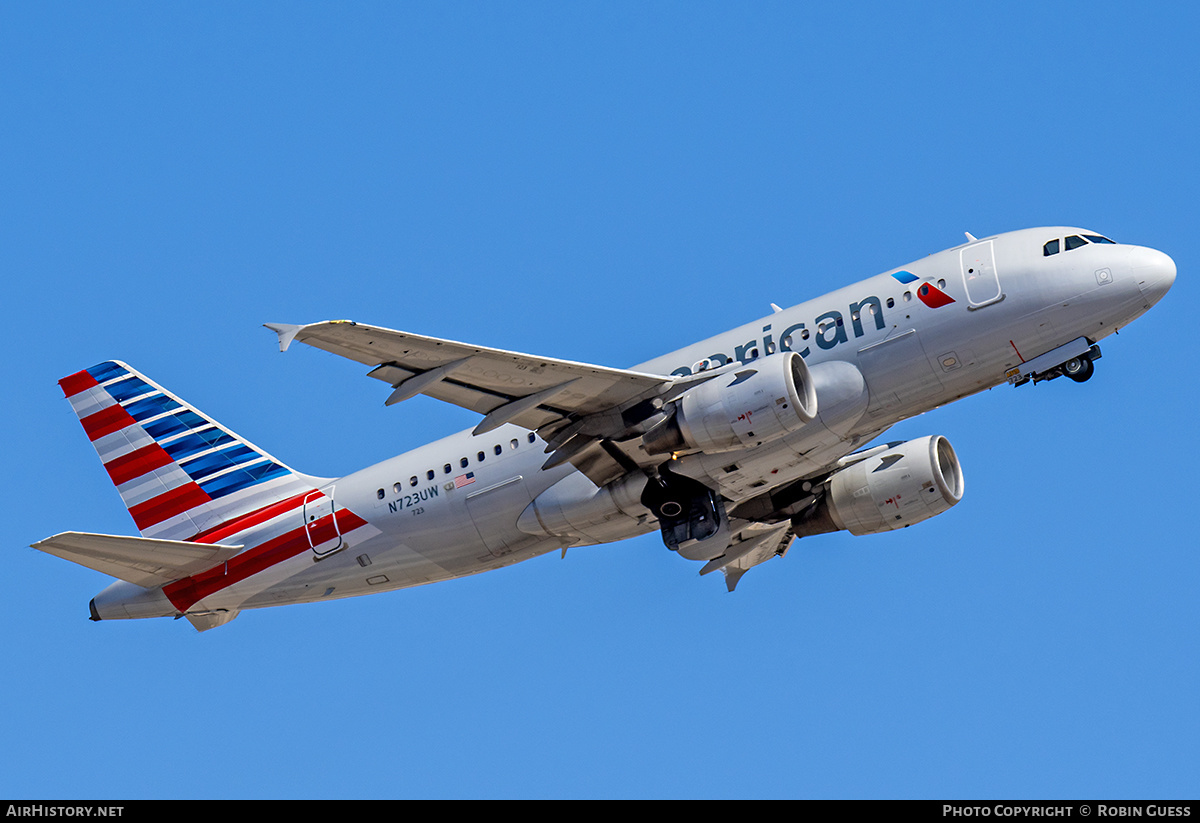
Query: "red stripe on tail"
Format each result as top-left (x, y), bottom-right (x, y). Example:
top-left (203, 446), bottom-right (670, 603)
top-left (59, 370), bottom-right (100, 398)
top-left (129, 482), bottom-right (212, 530)
top-left (80, 405), bottom-right (137, 441)
top-left (187, 490), bottom-right (314, 545)
top-left (104, 444), bottom-right (175, 486)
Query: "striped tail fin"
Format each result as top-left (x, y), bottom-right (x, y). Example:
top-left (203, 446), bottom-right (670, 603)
top-left (59, 360), bottom-right (325, 542)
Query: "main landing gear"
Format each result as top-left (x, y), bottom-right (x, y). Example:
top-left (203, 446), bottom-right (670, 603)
top-left (641, 466), bottom-right (726, 554)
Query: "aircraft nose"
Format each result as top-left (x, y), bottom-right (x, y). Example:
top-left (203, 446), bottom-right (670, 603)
top-left (1130, 246), bottom-right (1176, 307)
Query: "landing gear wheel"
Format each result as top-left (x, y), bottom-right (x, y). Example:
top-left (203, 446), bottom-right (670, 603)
top-left (1062, 355), bottom-right (1094, 383)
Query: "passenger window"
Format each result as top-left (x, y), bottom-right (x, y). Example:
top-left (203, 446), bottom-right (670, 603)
top-left (376, 489), bottom-right (385, 500)
top-left (1044, 239), bottom-right (1060, 256)
top-left (528, 433), bottom-right (536, 443)
top-left (494, 444), bottom-right (502, 456)
top-left (409, 476), bottom-right (418, 487)
top-left (477, 451), bottom-right (485, 462)
top-left (393, 482), bottom-right (402, 494)
top-left (443, 463), bottom-right (451, 474)
top-left (1065, 235), bottom-right (1087, 251)
top-left (460, 457), bottom-right (469, 468)
top-left (427, 469), bottom-right (436, 481)
top-left (510, 439), bottom-right (519, 450)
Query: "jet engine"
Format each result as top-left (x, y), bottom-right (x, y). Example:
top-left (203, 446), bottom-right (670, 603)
top-left (793, 435), bottom-right (964, 537)
top-left (642, 352), bottom-right (818, 455)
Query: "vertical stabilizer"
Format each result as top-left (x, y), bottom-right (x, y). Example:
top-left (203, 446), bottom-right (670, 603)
top-left (58, 361), bottom-right (326, 542)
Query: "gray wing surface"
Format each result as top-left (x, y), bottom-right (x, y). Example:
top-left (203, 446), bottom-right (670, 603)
top-left (266, 320), bottom-right (698, 484)
top-left (267, 321), bottom-right (797, 586)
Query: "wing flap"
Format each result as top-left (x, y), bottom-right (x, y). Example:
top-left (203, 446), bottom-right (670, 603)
top-left (32, 531), bottom-right (242, 588)
top-left (697, 523), bottom-right (795, 592)
top-left (185, 610), bottom-right (240, 632)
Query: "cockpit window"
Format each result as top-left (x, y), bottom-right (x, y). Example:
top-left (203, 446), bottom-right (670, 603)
top-left (1043, 239), bottom-right (1060, 256)
top-left (1083, 234), bottom-right (1115, 244)
top-left (1064, 235), bottom-right (1088, 251)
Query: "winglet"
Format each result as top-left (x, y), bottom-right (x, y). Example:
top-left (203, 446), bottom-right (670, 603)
top-left (264, 323), bottom-right (303, 353)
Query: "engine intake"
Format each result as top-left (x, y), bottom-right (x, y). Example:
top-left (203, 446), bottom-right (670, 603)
top-left (794, 435), bottom-right (964, 537)
top-left (643, 352), bottom-right (818, 455)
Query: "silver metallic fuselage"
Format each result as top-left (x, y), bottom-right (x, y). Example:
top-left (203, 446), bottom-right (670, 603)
top-left (92, 227), bottom-right (1176, 619)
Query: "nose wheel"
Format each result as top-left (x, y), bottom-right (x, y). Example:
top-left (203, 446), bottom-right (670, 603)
top-left (1061, 355), bottom-right (1094, 383)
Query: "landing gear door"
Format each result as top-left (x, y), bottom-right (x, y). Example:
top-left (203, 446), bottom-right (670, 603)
top-left (303, 489), bottom-right (344, 558)
top-left (960, 240), bottom-right (1004, 309)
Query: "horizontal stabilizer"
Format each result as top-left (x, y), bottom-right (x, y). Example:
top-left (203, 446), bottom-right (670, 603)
top-left (32, 531), bottom-right (242, 588)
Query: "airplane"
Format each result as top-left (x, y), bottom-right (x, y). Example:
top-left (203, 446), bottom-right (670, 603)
top-left (32, 226), bottom-right (1176, 631)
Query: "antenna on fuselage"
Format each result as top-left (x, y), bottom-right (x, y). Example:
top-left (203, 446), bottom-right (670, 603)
top-left (964, 232), bottom-right (978, 242)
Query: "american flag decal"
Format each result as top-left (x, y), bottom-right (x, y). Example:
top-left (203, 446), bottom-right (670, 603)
top-left (454, 472), bottom-right (476, 488)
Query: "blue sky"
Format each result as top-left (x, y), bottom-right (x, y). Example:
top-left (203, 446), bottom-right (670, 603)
top-left (3, 2), bottom-right (1197, 799)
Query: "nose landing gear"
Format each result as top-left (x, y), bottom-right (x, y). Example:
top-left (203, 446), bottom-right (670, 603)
top-left (1007, 338), bottom-right (1102, 387)
top-left (1061, 354), bottom-right (1095, 383)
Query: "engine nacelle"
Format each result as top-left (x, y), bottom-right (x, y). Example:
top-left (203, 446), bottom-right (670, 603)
top-left (643, 352), bottom-right (818, 455)
top-left (517, 471), bottom-right (649, 545)
top-left (795, 435), bottom-right (964, 537)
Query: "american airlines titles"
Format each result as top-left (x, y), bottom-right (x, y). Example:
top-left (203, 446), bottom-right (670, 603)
top-left (669, 294), bottom-right (888, 377)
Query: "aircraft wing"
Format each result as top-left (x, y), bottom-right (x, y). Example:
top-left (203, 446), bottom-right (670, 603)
top-left (267, 320), bottom-right (701, 484)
